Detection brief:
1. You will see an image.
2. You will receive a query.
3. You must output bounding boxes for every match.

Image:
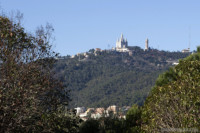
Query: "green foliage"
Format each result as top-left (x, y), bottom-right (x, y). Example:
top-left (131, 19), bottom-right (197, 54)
top-left (54, 48), bottom-right (189, 108)
top-left (125, 105), bottom-right (141, 132)
top-left (142, 52), bottom-right (200, 132)
top-left (197, 46), bottom-right (200, 53)
top-left (79, 119), bottom-right (100, 133)
top-left (183, 52), bottom-right (200, 61)
top-left (39, 111), bottom-right (81, 133)
top-left (99, 117), bottom-right (125, 133)
top-left (79, 108), bottom-right (143, 133)
top-left (80, 117), bottom-right (126, 133)
top-left (0, 16), bottom-right (80, 132)
top-left (154, 67), bottom-right (177, 87)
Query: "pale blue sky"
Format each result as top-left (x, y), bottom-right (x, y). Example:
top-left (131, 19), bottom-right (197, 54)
top-left (1, 0), bottom-right (200, 55)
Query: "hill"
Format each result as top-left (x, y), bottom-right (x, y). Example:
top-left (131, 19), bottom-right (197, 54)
top-left (53, 47), bottom-right (190, 108)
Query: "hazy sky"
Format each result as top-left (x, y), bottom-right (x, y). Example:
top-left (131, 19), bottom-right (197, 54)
top-left (1, 0), bottom-right (200, 55)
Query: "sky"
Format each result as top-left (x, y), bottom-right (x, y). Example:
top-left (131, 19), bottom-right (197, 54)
top-left (1, 0), bottom-right (200, 56)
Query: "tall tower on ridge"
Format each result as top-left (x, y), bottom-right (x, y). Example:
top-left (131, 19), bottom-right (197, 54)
top-left (145, 38), bottom-right (149, 51)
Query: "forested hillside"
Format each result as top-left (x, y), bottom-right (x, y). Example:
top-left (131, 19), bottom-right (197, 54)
top-left (54, 47), bottom-right (190, 108)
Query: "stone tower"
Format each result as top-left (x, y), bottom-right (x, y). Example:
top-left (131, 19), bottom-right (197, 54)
top-left (145, 38), bottom-right (149, 51)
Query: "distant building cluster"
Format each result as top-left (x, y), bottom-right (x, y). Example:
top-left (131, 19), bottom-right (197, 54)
top-left (66, 33), bottom-right (191, 60)
top-left (75, 105), bottom-right (131, 121)
top-left (115, 34), bottom-right (192, 54)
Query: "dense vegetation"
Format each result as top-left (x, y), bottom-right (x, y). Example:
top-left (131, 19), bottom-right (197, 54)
top-left (54, 47), bottom-right (189, 108)
top-left (79, 105), bottom-right (142, 133)
top-left (78, 50), bottom-right (200, 133)
top-left (0, 15), bottom-right (81, 132)
top-left (142, 50), bottom-right (200, 132)
top-left (1, 12), bottom-right (199, 133)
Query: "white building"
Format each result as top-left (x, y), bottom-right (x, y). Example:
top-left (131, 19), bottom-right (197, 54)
top-left (71, 55), bottom-right (75, 58)
top-left (74, 107), bottom-right (86, 115)
top-left (91, 113), bottom-right (102, 119)
top-left (182, 48), bottom-right (190, 53)
top-left (107, 105), bottom-right (118, 114)
top-left (172, 62), bottom-right (179, 65)
top-left (116, 34), bottom-right (129, 52)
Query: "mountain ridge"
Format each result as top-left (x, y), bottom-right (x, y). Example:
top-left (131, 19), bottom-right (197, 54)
top-left (53, 46), bottom-right (190, 108)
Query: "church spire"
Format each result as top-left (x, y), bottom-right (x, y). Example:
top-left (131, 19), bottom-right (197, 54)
top-left (121, 33), bottom-right (123, 40)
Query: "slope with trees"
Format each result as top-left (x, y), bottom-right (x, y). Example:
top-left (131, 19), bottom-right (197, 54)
top-left (54, 47), bottom-right (190, 108)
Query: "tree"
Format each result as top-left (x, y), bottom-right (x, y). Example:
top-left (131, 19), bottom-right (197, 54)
top-left (125, 105), bottom-right (141, 133)
top-left (197, 46), bottom-right (200, 53)
top-left (142, 51), bottom-right (200, 132)
top-left (0, 15), bottom-right (80, 132)
top-left (79, 119), bottom-right (100, 133)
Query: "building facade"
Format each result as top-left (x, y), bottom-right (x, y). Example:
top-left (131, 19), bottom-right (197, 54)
top-left (116, 34), bottom-right (129, 52)
top-left (116, 34), bottom-right (128, 48)
top-left (182, 48), bottom-right (190, 53)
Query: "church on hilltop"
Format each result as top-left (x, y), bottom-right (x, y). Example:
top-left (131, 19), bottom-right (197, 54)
top-left (115, 34), bottom-right (129, 52)
top-left (115, 34), bottom-right (149, 52)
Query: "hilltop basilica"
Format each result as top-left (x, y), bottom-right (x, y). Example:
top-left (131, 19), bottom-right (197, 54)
top-left (115, 34), bottom-right (149, 52)
top-left (115, 34), bottom-right (129, 52)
